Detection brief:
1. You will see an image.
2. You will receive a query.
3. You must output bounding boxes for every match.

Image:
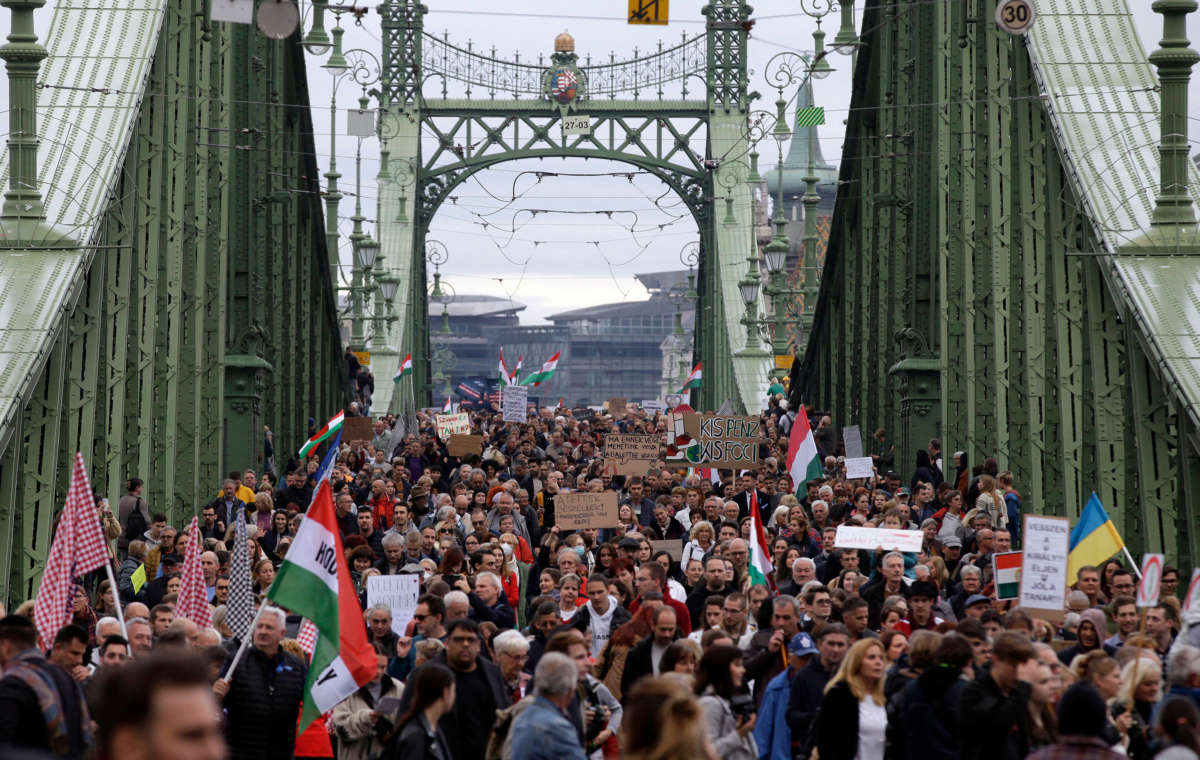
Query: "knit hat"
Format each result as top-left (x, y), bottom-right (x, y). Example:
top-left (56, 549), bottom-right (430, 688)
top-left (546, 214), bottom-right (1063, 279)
top-left (1056, 682), bottom-right (1109, 738)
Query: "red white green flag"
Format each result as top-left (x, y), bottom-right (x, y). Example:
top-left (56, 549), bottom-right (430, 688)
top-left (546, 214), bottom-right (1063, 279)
top-left (993, 551), bottom-right (1023, 600)
top-left (748, 491), bottom-right (775, 590)
top-left (786, 407), bottom-right (822, 492)
top-left (393, 353), bottom-right (412, 382)
top-left (520, 351), bottom-right (561, 386)
top-left (298, 411), bottom-right (344, 458)
top-left (679, 362), bottom-right (702, 392)
top-left (266, 479), bottom-right (376, 730)
top-left (498, 349), bottom-right (512, 387)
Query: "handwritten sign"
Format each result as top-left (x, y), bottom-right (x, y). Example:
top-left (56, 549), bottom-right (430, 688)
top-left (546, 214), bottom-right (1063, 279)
top-left (435, 412), bottom-right (470, 439)
top-left (555, 491), bottom-right (619, 530)
top-left (366, 574), bottom-right (421, 636)
top-left (447, 434), bottom-right (483, 458)
top-left (608, 398), bottom-right (628, 417)
top-left (834, 525), bottom-right (923, 552)
top-left (1138, 554), bottom-right (1164, 607)
top-left (342, 416), bottom-right (373, 443)
top-left (641, 399), bottom-right (666, 413)
top-left (665, 413), bottom-right (760, 469)
top-left (1019, 515), bottom-right (1070, 617)
top-left (502, 386), bottom-right (528, 422)
top-left (844, 457), bottom-right (874, 480)
top-left (603, 434), bottom-right (661, 477)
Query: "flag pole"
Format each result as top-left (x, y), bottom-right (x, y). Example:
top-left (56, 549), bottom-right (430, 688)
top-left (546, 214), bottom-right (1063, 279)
top-left (103, 560), bottom-right (128, 640)
top-left (221, 603), bottom-right (268, 683)
top-left (1121, 546), bottom-right (1143, 579)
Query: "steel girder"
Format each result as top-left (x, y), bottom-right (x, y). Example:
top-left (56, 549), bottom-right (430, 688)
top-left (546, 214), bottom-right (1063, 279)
top-left (794, 0), bottom-right (1200, 564)
top-left (0, 2), bottom-right (345, 606)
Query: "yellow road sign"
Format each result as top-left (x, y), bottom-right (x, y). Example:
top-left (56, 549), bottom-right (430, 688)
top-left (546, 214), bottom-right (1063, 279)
top-left (628, 0), bottom-right (668, 25)
top-left (352, 350), bottom-right (371, 366)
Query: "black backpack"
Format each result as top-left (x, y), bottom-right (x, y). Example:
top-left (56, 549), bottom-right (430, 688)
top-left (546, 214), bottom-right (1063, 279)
top-left (123, 500), bottom-right (148, 542)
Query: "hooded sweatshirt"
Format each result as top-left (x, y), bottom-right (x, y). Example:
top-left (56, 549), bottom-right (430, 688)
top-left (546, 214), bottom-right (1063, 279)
top-left (584, 595), bottom-right (619, 658)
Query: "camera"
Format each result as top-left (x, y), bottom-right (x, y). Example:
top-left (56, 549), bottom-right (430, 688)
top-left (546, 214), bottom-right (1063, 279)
top-left (729, 693), bottom-right (756, 719)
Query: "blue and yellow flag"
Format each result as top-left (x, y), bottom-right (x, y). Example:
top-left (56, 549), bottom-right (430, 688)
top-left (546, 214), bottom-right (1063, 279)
top-left (1067, 493), bottom-right (1125, 581)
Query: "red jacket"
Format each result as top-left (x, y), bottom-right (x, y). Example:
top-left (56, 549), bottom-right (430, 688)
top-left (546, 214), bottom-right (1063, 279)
top-left (629, 590), bottom-right (693, 636)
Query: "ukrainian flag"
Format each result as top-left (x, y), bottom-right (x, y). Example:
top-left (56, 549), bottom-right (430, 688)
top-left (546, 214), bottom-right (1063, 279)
top-left (1067, 493), bottom-right (1125, 581)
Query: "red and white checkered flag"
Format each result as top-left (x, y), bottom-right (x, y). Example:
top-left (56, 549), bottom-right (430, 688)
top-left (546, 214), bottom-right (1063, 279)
top-left (175, 517), bottom-right (213, 628)
top-left (33, 453), bottom-right (111, 649)
top-left (297, 618), bottom-right (318, 658)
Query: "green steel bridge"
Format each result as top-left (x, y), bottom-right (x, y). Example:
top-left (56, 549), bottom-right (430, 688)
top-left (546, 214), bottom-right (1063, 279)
top-left (0, 0), bottom-right (1197, 606)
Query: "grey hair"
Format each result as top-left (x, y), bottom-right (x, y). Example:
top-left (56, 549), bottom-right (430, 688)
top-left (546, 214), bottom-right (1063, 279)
top-left (405, 529), bottom-right (422, 542)
top-left (96, 616), bottom-right (121, 630)
top-left (810, 499), bottom-right (829, 511)
top-left (792, 557), bottom-right (816, 572)
top-left (444, 590), bottom-right (469, 608)
top-left (1168, 644), bottom-right (1200, 686)
top-left (381, 532), bottom-right (405, 549)
top-left (126, 616), bottom-right (151, 627)
top-left (882, 551), bottom-right (905, 566)
top-left (492, 629), bottom-right (531, 657)
top-left (960, 564), bottom-right (982, 579)
top-left (534, 651), bottom-right (578, 697)
top-left (773, 594), bottom-right (801, 617)
top-left (365, 603), bottom-right (392, 621)
top-left (437, 506), bottom-right (457, 522)
top-left (475, 571), bottom-right (501, 589)
top-left (260, 605), bottom-right (286, 629)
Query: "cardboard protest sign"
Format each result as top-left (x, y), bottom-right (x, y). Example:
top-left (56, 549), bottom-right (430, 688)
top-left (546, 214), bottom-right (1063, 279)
top-left (447, 434), bottom-right (484, 457)
top-left (844, 457), bottom-right (874, 480)
top-left (834, 525), bottom-right (923, 552)
top-left (668, 413), bottom-right (760, 469)
top-left (342, 416), bottom-right (373, 443)
top-left (502, 386), bottom-right (528, 422)
top-left (366, 574), bottom-right (420, 636)
top-left (1019, 515), bottom-right (1069, 621)
top-left (607, 398), bottom-right (627, 417)
top-left (993, 551), bottom-right (1023, 600)
top-left (555, 491), bottom-right (619, 529)
top-left (434, 412), bottom-right (470, 439)
top-left (650, 539), bottom-right (683, 563)
top-left (1138, 554), bottom-right (1165, 607)
top-left (603, 433), bottom-right (661, 477)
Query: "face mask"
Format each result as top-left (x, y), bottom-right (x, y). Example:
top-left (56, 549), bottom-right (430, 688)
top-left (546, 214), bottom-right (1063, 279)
top-left (574, 546), bottom-right (587, 560)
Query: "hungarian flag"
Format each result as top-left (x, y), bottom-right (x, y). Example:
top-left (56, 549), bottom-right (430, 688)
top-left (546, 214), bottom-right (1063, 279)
top-left (679, 362), bottom-right (702, 392)
top-left (442, 397), bottom-right (453, 413)
top-left (393, 353), bottom-right (412, 382)
top-left (521, 351), bottom-right (561, 386)
top-left (786, 408), bottom-right (822, 493)
top-left (266, 478), bottom-right (375, 730)
top-left (299, 411), bottom-right (344, 458)
top-left (994, 552), bottom-right (1022, 600)
top-left (511, 355), bottom-right (523, 384)
top-left (747, 491), bottom-right (775, 590)
top-left (498, 349), bottom-right (512, 387)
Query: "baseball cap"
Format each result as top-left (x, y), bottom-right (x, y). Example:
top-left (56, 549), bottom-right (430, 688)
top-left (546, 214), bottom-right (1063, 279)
top-left (941, 535), bottom-right (963, 549)
top-left (788, 632), bottom-right (818, 657)
top-left (897, 487), bottom-right (911, 497)
top-left (965, 593), bottom-right (990, 608)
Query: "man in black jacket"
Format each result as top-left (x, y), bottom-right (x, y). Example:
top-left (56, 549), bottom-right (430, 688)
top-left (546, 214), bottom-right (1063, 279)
top-left (620, 605), bottom-right (678, 698)
top-left (0, 617), bottom-right (90, 757)
top-left (214, 606), bottom-right (307, 760)
top-left (396, 618), bottom-right (511, 760)
top-left (744, 595), bottom-right (802, 704)
top-left (786, 622), bottom-right (849, 755)
top-left (959, 631), bottom-right (1038, 760)
top-left (685, 556), bottom-right (735, 628)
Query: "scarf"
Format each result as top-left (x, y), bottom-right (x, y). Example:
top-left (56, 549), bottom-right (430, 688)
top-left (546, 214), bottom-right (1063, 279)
top-left (4, 648), bottom-right (92, 755)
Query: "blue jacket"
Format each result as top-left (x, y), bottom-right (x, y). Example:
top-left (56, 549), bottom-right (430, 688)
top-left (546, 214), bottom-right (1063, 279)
top-left (755, 668), bottom-right (794, 760)
top-left (510, 696), bottom-right (587, 760)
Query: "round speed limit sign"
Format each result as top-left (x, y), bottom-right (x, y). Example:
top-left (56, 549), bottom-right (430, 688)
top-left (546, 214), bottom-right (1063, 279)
top-left (995, 0), bottom-right (1036, 35)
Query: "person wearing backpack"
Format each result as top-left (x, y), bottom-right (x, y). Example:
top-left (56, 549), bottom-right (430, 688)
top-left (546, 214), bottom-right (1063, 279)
top-left (117, 478), bottom-right (149, 556)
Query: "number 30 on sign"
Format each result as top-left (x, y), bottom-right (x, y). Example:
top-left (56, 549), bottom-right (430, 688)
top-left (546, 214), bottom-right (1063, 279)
top-left (995, 0), bottom-right (1035, 34)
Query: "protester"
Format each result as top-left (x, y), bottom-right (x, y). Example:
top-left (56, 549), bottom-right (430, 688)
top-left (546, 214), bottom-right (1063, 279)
top-left (0, 615), bottom-right (91, 757)
top-left (509, 652), bottom-right (587, 760)
top-left (695, 644), bottom-right (757, 760)
top-left (811, 638), bottom-right (888, 760)
top-left (386, 663), bottom-right (455, 760)
top-left (960, 631), bottom-right (1039, 760)
top-left (331, 642), bottom-right (403, 760)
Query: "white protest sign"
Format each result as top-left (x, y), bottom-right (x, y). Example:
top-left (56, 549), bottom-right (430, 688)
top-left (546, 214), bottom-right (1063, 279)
top-left (1185, 569), bottom-right (1200, 611)
top-left (1019, 515), bottom-right (1070, 616)
top-left (1137, 554), bottom-right (1164, 607)
top-left (834, 525), bottom-right (923, 552)
top-left (843, 425), bottom-right (863, 459)
top-left (366, 574), bottom-right (421, 637)
top-left (501, 386), bottom-right (528, 422)
top-left (210, 0), bottom-right (253, 23)
top-left (844, 457), bottom-right (874, 480)
top-left (641, 399), bottom-right (666, 413)
top-left (435, 412), bottom-right (470, 439)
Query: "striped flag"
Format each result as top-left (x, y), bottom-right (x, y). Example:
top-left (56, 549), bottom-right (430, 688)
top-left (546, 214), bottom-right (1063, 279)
top-left (786, 408), bottom-right (822, 493)
top-left (226, 512), bottom-right (255, 641)
top-left (520, 351), bottom-right (561, 386)
top-left (442, 397), bottom-right (453, 413)
top-left (679, 362), bottom-right (702, 392)
top-left (796, 106), bottom-right (825, 126)
top-left (299, 411), bottom-right (345, 458)
top-left (993, 552), bottom-right (1022, 600)
top-left (393, 353), bottom-right (412, 382)
top-left (747, 491), bottom-right (775, 590)
top-left (33, 453), bottom-right (112, 649)
top-left (176, 517), bottom-right (213, 628)
top-left (267, 479), bottom-right (376, 730)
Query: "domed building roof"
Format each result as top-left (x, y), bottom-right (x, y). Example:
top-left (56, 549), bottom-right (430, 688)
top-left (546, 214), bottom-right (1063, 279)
top-left (555, 31), bottom-right (575, 53)
top-left (764, 80), bottom-right (839, 204)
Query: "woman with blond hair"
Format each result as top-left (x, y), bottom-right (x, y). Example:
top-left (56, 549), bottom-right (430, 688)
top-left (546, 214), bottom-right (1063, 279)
top-left (974, 474), bottom-right (1007, 530)
top-left (811, 637), bottom-right (888, 760)
top-left (682, 520), bottom-right (715, 569)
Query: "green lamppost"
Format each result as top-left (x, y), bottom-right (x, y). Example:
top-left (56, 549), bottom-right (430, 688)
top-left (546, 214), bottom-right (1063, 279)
top-left (0, 0), bottom-right (75, 248)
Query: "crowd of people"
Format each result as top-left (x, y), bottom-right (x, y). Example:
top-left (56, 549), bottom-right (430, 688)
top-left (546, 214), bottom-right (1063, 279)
top-left (2, 394), bottom-right (1200, 760)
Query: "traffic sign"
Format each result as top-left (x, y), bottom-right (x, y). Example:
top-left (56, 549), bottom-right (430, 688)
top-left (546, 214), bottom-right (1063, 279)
top-left (995, 0), bottom-right (1036, 35)
top-left (629, 0), bottom-right (669, 25)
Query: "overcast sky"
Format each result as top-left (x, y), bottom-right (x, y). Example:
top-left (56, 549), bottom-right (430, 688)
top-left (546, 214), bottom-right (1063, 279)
top-left (12, 0), bottom-right (1193, 322)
